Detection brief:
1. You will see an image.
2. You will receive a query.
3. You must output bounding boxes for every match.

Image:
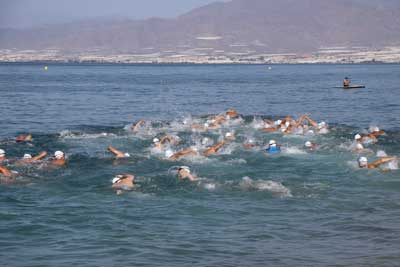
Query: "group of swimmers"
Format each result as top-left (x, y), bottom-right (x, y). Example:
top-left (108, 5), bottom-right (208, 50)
top-left (0, 109), bottom-right (398, 194)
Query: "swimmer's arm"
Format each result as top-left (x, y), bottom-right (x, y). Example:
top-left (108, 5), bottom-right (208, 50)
top-left (107, 146), bottom-right (125, 158)
top-left (32, 151), bottom-right (47, 161)
top-left (132, 120), bottom-right (145, 131)
top-left (160, 136), bottom-right (173, 144)
top-left (262, 127), bottom-right (277, 132)
top-left (264, 119), bottom-right (274, 125)
top-left (0, 166), bottom-right (12, 176)
top-left (368, 157), bottom-right (396, 169)
top-left (304, 116), bottom-right (318, 128)
top-left (170, 149), bottom-right (198, 160)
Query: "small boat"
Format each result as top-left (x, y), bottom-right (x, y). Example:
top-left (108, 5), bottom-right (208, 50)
top-left (335, 85), bottom-right (365, 89)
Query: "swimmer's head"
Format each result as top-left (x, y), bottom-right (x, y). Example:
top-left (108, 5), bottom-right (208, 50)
top-left (112, 176), bottom-right (122, 184)
top-left (54, 151), bottom-right (64, 160)
top-left (202, 137), bottom-right (209, 145)
top-left (124, 153), bottom-right (131, 158)
top-left (307, 130), bottom-right (315, 135)
top-left (356, 143), bottom-right (364, 150)
top-left (248, 139), bottom-right (254, 144)
top-left (305, 141), bottom-right (312, 148)
top-left (225, 132), bottom-right (234, 139)
top-left (269, 140), bottom-right (277, 146)
top-left (178, 166), bottom-right (191, 174)
top-left (318, 122), bottom-right (327, 129)
top-left (153, 138), bottom-right (160, 144)
top-left (165, 149), bottom-right (174, 158)
top-left (23, 154), bottom-right (32, 159)
top-left (0, 149), bottom-right (5, 157)
top-left (358, 157), bottom-right (368, 168)
top-left (285, 121), bottom-right (290, 128)
top-left (274, 120), bottom-right (282, 126)
top-left (372, 126), bottom-right (380, 132)
top-left (355, 134), bottom-right (362, 140)
top-left (204, 123), bottom-right (209, 128)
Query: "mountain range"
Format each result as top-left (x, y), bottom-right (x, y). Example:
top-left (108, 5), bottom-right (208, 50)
top-left (1, 0), bottom-right (399, 55)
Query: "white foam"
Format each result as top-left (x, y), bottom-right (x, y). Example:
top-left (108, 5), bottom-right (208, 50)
top-left (376, 150), bottom-right (388, 157)
top-left (387, 159), bottom-right (399, 170)
top-left (240, 177), bottom-right (292, 197)
top-left (283, 146), bottom-right (307, 155)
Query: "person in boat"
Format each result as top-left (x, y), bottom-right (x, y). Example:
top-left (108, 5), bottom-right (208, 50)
top-left (20, 151), bottom-right (47, 163)
top-left (107, 146), bottom-right (130, 159)
top-left (358, 156), bottom-right (397, 170)
top-left (343, 77), bottom-right (351, 87)
top-left (112, 174), bottom-right (135, 195)
top-left (266, 140), bottom-right (281, 154)
top-left (52, 151), bottom-right (66, 166)
top-left (177, 166), bottom-right (197, 181)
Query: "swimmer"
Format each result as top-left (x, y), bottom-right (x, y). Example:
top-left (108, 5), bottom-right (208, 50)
top-left (225, 132), bottom-right (235, 140)
top-left (226, 109), bottom-right (239, 119)
top-left (169, 148), bottom-right (199, 160)
top-left (0, 165), bottom-right (17, 184)
top-left (352, 143), bottom-right (373, 154)
top-left (52, 151), bottom-right (66, 166)
top-left (0, 149), bottom-right (6, 162)
top-left (0, 165), bottom-right (14, 177)
top-left (20, 151), bottom-right (47, 163)
top-left (16, 134), bottom-right (33, 143)
top-left (358, 156), bottom-right (397, 170)
top-left (243, 138), bottom-right (258, 149)
top-left (369, 126), bottom-right (385, 137)
top-left (107, 146), bottom-right (130, 159)
top-left (209, 115), bottom-right (226, 128)
top-left (204, 141), bottom-right (227, 156)
top-left (153, 135), bottom-right (175, 149)
top-left (177, 166), bottom-right (197, 181)
top-left (304, 141), bottom-right (319, 150)
top-left (112, 174), bottom-right (135, 195)
top-left (266, 140), bottom-right (280, 154)
top-left (354, 133), bottom-right (378, 143)
top-left (131, 119), bottom-right (145, 132)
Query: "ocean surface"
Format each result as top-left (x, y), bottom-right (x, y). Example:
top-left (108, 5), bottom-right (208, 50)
top-left (0, 63), bottom-right (400, 266)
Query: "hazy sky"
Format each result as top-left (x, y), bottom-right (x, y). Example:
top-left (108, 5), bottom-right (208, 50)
top-left (0, 0), bottom-right (224, 28)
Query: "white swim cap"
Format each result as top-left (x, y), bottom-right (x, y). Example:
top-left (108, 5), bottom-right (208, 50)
top-left (204, 123), bottom-right (209, 128)
top-left (269, 140), bottom-right (276, 145)
top-left (153, 138), bottom-right (160, 143)
top-left (355, 134), bottom-right (362, 140)
top-left (305, 141), bottom-right (312, 147)
top-left (179, 166), bottom-right (191, 173)
top-left (124, 153), bottom-right (131, 158)
top-left (112, 177), bottom-right (122, 184)
top-left (373, 126), bottom-right (380, 132)
top-left (54, 151), bottom-right (64, 159)
top-left (356, 143), bottom-right (364, 150)
top-left (165, 149), bottom-right (174, 158)
top-left (307, 130), bottom-right (315, 135)
top-left (0, 149), bottom-right (5, 156)
top-left (225, 132), bottom-right (233, 138)
top-left (285, 121), bottom-right (290, 127)
top-left (23, 154), bottom-right (32, 159)
top-left (318, 122), bottom-right (326, 128)
top-left (201, 137), bottom-right (209, 145)
top-left (248, 139), bottom-right (254, 143)
top-left (274, 120), bottom-right (282, 126)
top-left (359, 157), bottom-right (368, 163)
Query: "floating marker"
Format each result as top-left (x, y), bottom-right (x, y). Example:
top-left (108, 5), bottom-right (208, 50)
top-left (44, 66), bottom-right (48, 70)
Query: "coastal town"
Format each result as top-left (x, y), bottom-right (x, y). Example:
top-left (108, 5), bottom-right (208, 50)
top-left (1, 46), bottom-right (399, 64)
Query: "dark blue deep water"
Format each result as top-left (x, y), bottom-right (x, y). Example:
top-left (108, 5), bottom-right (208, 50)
top-left (1, 63), bottom-right (400, 266)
